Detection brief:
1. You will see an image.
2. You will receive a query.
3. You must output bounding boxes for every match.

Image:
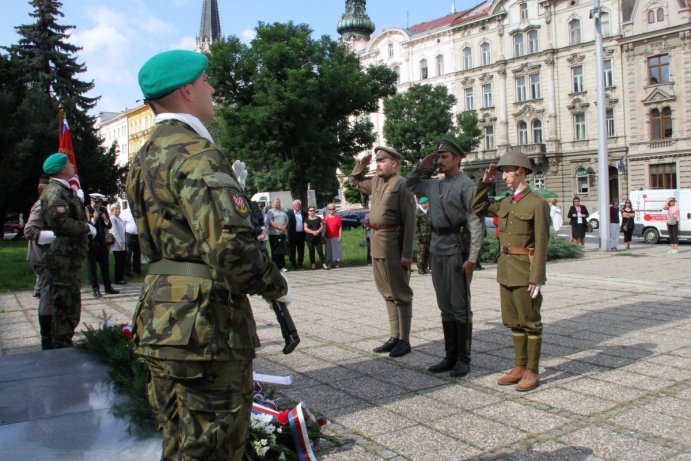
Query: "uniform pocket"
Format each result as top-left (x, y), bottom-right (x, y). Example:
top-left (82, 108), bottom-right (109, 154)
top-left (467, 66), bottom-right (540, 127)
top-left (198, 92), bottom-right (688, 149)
top-left (139, 280), bottom-right (201, 346)
top-left (227, 294), bottom-right (260, 349)
top-left (512, 212), bottom-right (534, 236)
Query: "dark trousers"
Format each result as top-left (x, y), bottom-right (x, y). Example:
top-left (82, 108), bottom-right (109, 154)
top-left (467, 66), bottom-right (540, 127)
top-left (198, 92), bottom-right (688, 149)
top-left (113, 250), bottom-right (126, 283)
top-left (125, 233), bottom-right (141, 274)
top-left (269, 234), bottom-right (286, 269)
top-left (87, 242), bottom-right (113, 290)
top-left (289, 232), bottom-right (305, 268)
top-left (305, 237), bottom-right (325, 265)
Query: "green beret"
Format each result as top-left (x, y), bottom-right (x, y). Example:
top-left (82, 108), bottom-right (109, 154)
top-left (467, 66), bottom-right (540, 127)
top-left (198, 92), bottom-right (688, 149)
top-left (436, 138), bottom-right (464, 157)
top-left (43, 153), bottom-right (68, 175)
top-left (138, 50), bottom-right (209, 100)
top-left (374, 146), bottom-right (402, 161)
top-left (419, 197), bottom-right (429, 204)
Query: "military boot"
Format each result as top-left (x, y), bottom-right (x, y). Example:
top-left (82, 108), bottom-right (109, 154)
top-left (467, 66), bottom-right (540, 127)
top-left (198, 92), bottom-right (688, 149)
top-left (428, 321), bottom-right (457, 373)
top-left (373, 337), bottom-right (399, 353)
top-left (497, 329), bottom-right (528, 385)
top-left (450, 322), bottom-right (472, 378)
top-left (38, 315), bottom-right (53, 350)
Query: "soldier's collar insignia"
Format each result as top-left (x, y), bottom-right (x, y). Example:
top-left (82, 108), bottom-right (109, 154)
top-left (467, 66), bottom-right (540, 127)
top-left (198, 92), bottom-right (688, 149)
top-left (232, 194), bottom-right (250, 218)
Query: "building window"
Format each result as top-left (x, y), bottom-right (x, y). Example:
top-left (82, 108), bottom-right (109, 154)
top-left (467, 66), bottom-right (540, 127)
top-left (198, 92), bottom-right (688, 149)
top-left (464, 88), bottom-right (474, 111)
top-left (606, 109), bottom-right (615, 137)
top-left (533, 171), bottom-right (545, 189)
top-left (572, 65), bottom-right (584, 92)
top-left (528, 30), bottom-right (539, 54)
top-left (574, 113), bottom-right (586, 140)
top-left (481, 42), bottom-right (491, 66)
top-left (601, 12), bottom-right (611, 36)
top-left (603, 59), bottom-right (613, 87)
top-left (530, 73), bottom-right (541, 99)
top-left (482, 84), bottom-right (492, 108)
top-left (463, 47), bottom-right (472, 70)
top-left (436, 54), bottom-right (445, 76)
top-left (533, 119), bottom-right (543, 144)
top-left (649, 163), bottom-right (677, 189)
top-left (420, 59), bottom-right (428, 80)
top-left (393, 65), bottom-right (401, 84)
top-left (518, 121), bottom-right (528, 145)
top-left (388, 43), bottom-right (394, 58)
top-left (650, 107), bottom-right (673, 139)
top-left (516, 76), bottom-right (527, 102)
top-left (576, 167), bottom-right (589, 194)
top-left (648, 10), bottom-right (656, 23)
top-left (657, 8), bottom-right (664, 21)
top-left (514, 34), bottom-right (524, 57)
top-left (648, 54), bottom-right (670, 84)
top-left (485, 125), bottom-right (495, 150)
top-left (569, 19), bottom-right (581, 45)
top-left (520, 2), bottom-right (528, 20)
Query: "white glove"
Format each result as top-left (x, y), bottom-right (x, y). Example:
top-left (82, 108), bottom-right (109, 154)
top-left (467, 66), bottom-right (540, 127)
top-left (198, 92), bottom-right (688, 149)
top-left (529, 284), bottom-right (542, 299)
top-left (76, 189), bottom-right (85, 203)
top-left (232, 160), bottom-right (248, 188)
top-left (87, 223), bottom-right (97, 238)
top-left (265, 273), bottom-right (293, 305)
top-left (38, 230), bottom-right (56, 245)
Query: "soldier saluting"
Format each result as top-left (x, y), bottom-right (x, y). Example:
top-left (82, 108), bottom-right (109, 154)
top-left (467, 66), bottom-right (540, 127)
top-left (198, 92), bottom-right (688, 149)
top-left (127, 50), bottom-right (290, 460)
top-left (406, 139), bottom-right (483, 377)
top-left (472, 150), bottom-right (550, 392)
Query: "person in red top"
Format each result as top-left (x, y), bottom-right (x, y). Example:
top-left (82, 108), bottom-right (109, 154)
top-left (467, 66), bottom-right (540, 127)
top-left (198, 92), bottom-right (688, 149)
top-left (323, 204), bottom-right (343, 268)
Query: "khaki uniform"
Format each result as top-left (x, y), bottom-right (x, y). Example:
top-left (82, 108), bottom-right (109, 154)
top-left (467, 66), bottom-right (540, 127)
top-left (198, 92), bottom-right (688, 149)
top-left (127, 119), bottom-right (286, 461)
top-left (349, 163), bottom-right (416, 341)
top-left (415, 207), bottom-right (432, 272)
top-left (472, 182), bottom-right (550, 373)
top-left (41, 180), bottom-right (89, 348)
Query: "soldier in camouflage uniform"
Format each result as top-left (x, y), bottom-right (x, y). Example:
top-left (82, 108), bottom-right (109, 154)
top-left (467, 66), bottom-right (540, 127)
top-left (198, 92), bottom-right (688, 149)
top-left (128, 50), bottom-right (289, 461)
top-left (415, 197), bottom-right (432, 274)
top-left (40, 153), bottom-right (92, 348)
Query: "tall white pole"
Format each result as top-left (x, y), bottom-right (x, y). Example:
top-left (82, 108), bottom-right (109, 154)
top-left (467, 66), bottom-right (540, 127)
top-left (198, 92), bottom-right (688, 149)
top-left (593, 0), bottom-right (610, 252)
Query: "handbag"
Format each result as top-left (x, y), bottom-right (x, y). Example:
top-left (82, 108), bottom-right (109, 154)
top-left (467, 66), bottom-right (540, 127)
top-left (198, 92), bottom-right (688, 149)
top-left (105, 233), bottom-right (115, 245)
top-left (275, 237), bottom-right (290, 256)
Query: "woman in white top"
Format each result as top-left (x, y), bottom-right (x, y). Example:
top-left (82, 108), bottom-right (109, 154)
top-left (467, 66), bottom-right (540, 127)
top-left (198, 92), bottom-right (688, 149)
top-left (550, 198), bottom-right (563, 233)
top-left (109, 203), bottom-right (127, 284)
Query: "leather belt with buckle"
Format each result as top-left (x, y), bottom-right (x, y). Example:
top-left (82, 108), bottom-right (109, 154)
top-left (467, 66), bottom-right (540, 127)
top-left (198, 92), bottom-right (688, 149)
top-left (501, 246), bottom-right (535, 255)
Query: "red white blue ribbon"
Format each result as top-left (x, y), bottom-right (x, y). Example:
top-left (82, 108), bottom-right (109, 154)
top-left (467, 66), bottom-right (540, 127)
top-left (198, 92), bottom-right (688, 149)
top-left (251, 401), bottom-right (321, 461)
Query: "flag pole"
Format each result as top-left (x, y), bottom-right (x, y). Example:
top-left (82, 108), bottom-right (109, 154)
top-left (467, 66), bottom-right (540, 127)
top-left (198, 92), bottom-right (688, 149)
top-left (58, 104), bottom-right (64, 143)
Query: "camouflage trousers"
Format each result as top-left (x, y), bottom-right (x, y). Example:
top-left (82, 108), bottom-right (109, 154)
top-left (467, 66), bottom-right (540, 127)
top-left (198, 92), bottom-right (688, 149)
top-left (415, 239), bottom-right (430, 271)
top-left (47, 254), bottom-right (83, 348)
top-left (144, 357), bottom-right (253, 461)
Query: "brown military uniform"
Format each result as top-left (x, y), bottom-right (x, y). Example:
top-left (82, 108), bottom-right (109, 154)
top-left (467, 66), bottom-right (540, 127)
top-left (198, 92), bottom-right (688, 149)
top-left (349, 162), bottom-right (416, 343)
top-left (472, 182), bottom-right (550, 373)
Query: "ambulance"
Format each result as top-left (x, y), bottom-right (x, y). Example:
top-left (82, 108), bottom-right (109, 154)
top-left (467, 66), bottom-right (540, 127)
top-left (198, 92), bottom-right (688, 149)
top-left (630, 189), bottom-right (690, 244)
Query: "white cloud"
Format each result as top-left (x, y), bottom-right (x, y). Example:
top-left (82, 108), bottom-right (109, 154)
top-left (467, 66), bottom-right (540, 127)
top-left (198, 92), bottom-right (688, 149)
top-left (241, 28), bottom-right (257, 43)
top-left (170, 36), bottom-right (197, 51)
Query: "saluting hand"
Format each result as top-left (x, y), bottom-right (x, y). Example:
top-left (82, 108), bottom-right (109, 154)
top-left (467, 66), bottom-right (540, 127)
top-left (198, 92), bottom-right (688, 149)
top-left (359, 153), bottom-right (372, 168)
top-left (482, 163), bottom-right (497, 182)
top-left (418, 152), bottom-right (437, 170)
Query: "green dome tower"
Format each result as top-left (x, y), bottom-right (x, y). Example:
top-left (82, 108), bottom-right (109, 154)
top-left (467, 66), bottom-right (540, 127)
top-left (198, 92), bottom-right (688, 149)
top-left (337, 0), bottom-right (375, 50)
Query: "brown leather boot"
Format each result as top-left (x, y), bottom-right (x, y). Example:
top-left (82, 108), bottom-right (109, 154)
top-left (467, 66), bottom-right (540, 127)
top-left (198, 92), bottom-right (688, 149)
top-left (515, 369), bottom-right (540, 392)
top-left (496, 366), bottom-right (526, 385)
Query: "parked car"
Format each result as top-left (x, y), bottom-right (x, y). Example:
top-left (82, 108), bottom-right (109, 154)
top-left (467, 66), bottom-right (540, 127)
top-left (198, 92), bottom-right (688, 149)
top-left (589, 211), bottom-right (600, 230)
top-left (337, 209), bottom-right (369, 230)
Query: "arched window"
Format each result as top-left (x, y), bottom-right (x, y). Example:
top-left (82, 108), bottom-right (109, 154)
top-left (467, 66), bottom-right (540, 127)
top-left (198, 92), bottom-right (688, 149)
top-left (648, 10), bottom-right (656, 23)
top-left (657, 8), bottom-right (664, 21)
top-left (481, 42), bottom-right (491, 66)
top-left (532, 119), bottom-right (543, 144)
top-left (436, 54), bottom-right (445, 76)
top-left (420, 59), bottom-right (428, 80)
top-left (569, 19), bottom-right (581, 45)
top-left (514, 33), bottom-right (524, 57)
top-left (463, 47), bottom-right (472, 70)
top-left (528, 30), bottom-right (539, 53)
top-left (518, 121), bottom-right (528, 145)
top-left (650, 107), bottom-right (673, 139)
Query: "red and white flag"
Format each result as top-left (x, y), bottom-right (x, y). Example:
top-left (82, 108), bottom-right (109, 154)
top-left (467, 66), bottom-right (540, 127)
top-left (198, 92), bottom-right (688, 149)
top-left (58, 118), bottom-right (81, 195)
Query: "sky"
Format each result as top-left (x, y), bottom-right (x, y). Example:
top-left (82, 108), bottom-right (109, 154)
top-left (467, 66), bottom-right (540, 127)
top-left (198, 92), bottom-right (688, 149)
top-left (1, 0), bottom-right (480, 115)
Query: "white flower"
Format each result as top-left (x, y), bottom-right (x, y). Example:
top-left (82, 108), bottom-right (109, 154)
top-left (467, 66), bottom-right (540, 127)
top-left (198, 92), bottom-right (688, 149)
top-left (278, 453), bottom-right (286, 461)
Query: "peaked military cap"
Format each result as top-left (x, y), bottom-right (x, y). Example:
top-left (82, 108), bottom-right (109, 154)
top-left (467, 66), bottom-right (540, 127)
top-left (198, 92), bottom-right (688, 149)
top-left (374, 146), bottom-right (402, 161)
top-left (436, 138), bottom-right (465, 157)
top-left (138, 50), bottom-right (209, 100)
top-left (89, 192), bottom-right (106, 201)
top-left (43, 153), bottom-right (68, 175)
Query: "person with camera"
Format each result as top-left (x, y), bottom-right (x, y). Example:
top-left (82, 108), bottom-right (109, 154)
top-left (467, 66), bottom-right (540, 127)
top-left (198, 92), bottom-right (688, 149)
top-left (86, 193), bottom-right (119, 297)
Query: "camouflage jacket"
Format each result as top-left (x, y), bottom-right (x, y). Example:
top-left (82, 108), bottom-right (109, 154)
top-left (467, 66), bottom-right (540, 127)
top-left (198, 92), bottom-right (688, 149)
top-left (416, 208), bottom-right (432, 243)
top-left (126, 119), bottom-right (287, 361)
top-left (40, 180), bottom-right (89, 262)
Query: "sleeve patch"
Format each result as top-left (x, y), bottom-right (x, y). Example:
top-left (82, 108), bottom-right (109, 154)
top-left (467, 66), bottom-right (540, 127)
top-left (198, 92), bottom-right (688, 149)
top-left (232, 194), bottom-right (250, 218)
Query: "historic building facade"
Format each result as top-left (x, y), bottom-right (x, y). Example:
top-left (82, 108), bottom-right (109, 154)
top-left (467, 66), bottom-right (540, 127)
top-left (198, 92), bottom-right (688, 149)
top-left (346, 0), bottom-right (691, 210)
top-left (95, 111), bottom-right (129, 166)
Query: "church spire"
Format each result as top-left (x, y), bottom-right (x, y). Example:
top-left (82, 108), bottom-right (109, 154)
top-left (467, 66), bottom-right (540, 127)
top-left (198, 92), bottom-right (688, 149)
top-left (196, 0), bottom-right (221, 53)
top-left (337, 0), bottom-right (375, 51)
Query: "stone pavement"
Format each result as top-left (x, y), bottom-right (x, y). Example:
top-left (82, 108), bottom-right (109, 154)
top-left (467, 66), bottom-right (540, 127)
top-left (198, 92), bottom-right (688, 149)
top-left (1, 239), bottom-right (690, 460)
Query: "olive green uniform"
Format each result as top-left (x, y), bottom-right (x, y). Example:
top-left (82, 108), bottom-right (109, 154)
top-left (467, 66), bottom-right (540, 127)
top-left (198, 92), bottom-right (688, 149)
top-left (349, 163), bottom-right (416, 342)
top-left (472, 182), bottom-right (550, 373)
top-left (127, 119), bottom-right (287, 461)
top-left (415, 207), bottom-right (432, 273)
top-left (41, 179), bottom-right (89, 348)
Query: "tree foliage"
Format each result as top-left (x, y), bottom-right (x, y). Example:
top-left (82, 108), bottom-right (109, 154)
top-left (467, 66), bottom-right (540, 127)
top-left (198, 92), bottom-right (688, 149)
top-left (0, 0), bottom-right (126, 227)
top-left (206, 22), bottom-right (397, 206)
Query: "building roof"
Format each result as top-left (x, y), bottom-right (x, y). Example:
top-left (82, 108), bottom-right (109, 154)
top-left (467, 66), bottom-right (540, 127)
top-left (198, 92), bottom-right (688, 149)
top-left (407, 1), bottom-right (490, 34)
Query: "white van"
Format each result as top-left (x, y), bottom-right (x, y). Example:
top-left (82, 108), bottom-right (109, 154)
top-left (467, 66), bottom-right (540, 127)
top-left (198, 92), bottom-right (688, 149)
top-left (630, 189), bottom-right (690, 244)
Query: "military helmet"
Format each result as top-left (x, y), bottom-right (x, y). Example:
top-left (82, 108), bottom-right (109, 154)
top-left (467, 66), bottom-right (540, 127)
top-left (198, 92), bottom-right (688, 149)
top-left (497, 150), bottom-right (532, 173)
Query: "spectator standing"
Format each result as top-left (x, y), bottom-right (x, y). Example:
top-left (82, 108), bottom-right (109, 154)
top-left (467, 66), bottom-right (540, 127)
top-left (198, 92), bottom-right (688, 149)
top-left (550, 199), bottom-right (563, 233)
top-left (266, 198), bottom-right (289, 271)
top-left (25, 174), bottom-right (56, 349)
top-left (416, 197), bottom-right (432, 274)
top-left (664, 197), bottom-right (681, 254)
top-left (304, 206), bottom-right (327, 269)
top-left (621, 200), bottom-right (635, 251)
top-left (609, 199), bottom-right (620, 251)
top-left (109, 203), bottom-right (127, 284)
top-left (86, 193), bottom-right (119, 297)
top-left (287, 199), bottom-right (307, 270)
top-left (120, 201), bottom-right (141, 277)
top-left (567, 197), bottom-right (589, 247)
top-left (323, 204), bottom-right (343, 268)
